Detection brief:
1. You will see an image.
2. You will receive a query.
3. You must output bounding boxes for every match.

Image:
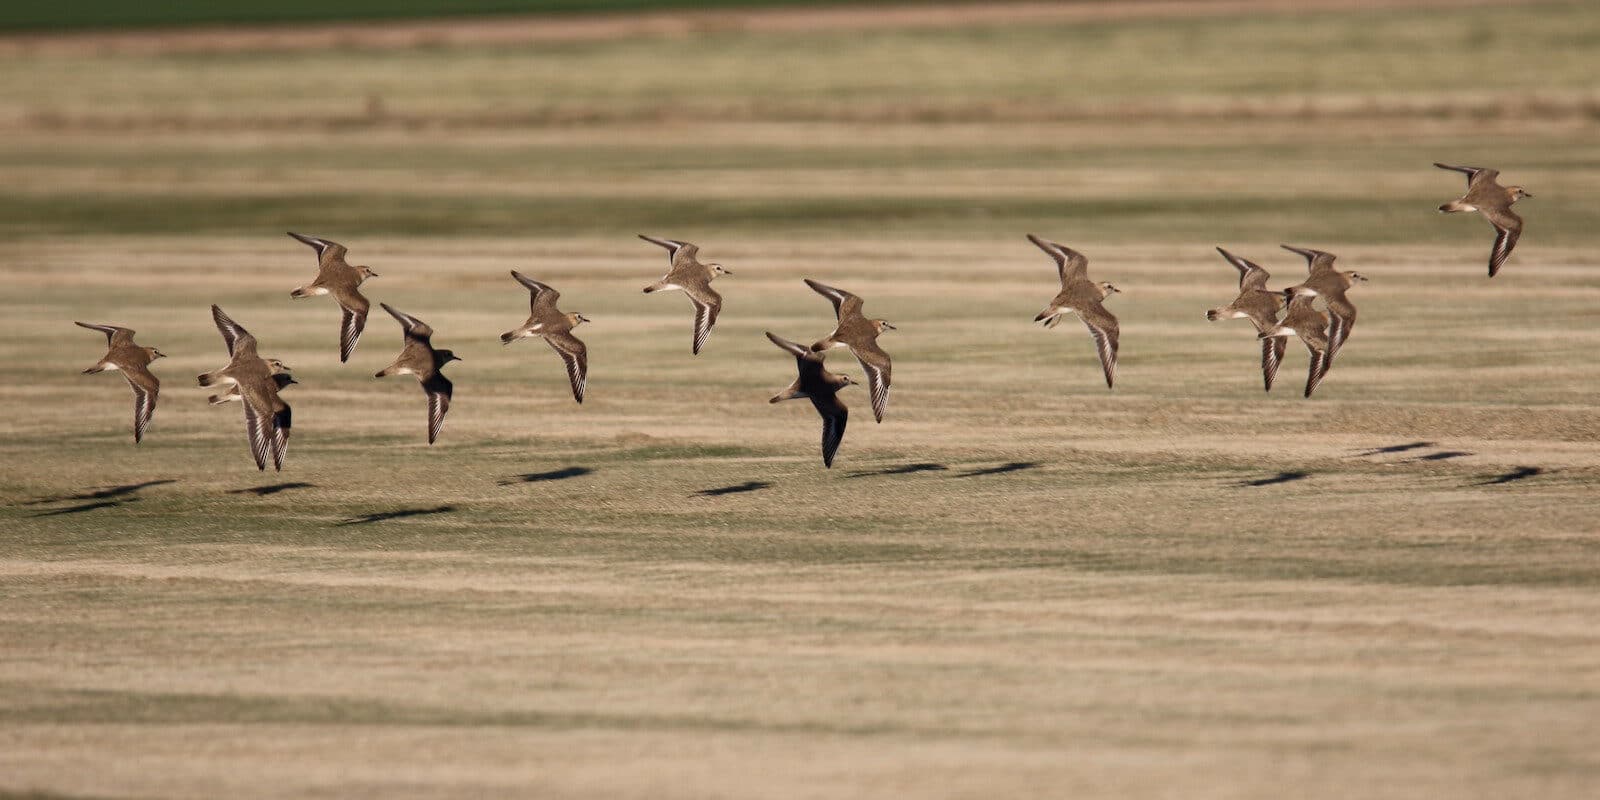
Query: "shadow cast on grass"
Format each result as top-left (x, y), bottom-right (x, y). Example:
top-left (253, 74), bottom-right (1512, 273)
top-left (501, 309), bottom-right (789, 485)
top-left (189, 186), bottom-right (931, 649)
top-left (1237, 471), bottom-right (1309, 487)
top-left (954, 461), bottom-right (1040, 478)
top-left (1475, 466), bottom-right (1544, 486)
top-left (695, 481), bottom-right (773, 497)
top-left (228, 482), bottom-right (315, 496)
top-left (336, 506), bottom-right (457, 526)
top-left (845, 462), bottom-right (948, 479)
top-left (29, 499), bottom-right (136, 517)
top-left (1409, 450), bottom-right (1473, 462)
top-left (499, 467), bottom-right (593, 486)
top-left (23, 479), bottom-right (176, 506)
top-left (1352, 441), bottom-right (1435, 457)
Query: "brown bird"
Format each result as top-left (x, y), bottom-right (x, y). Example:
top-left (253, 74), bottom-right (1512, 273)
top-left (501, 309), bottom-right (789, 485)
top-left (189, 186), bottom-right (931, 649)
top-left (767, 332), bottom-right (854, 468)
top-left (198, 306), bottom-right (292, 471)
top-left (76, 322), bottom-right (165, 443)
top-left (803, 278), bottom-right (894, 423)
top-left (500, 271), bottom-right (589, 404)
top-left (1435, 163), bottom-right (1531, 277)
top-left (639, 235), bottom-right (729, 355)
top-left (287, 231), bottom-right (379, 363)
top-left (1028, 234), bottom-right (1121, 389)
top-left (1259, 294), bottom-right (1332, 398)
top-left (1206, 248), bottom-right (1288, 391)
top-left (1280, 244), bottom-right (1367, 365)
top-left (375, 304), bottom-right (460, 445)
top-left (210, 372), bottom-right (296, 406)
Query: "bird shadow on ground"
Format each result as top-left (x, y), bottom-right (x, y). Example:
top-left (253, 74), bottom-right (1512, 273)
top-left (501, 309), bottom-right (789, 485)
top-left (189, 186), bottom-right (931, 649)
top-left (845, 462), bottom-right (949, 479)
top-left (499, 466), bottom-right (594, 486)
top-left (1351, 441), bottom-right (1435, 457)
top-left (1408, 451), bottom-right (1473, 462)
top-left (1237, 471), bottom-right (1309, 487)
top-left (22, 479), bottom-right (176, 506)
top-left (336, 506), bottom-right (456, 526)
top-left (228, 482), bottom-right (315, 496)
top-left (954, 462), bottom-right (1040, 478)
top-left (695, 481), bottom-right (773, 497)
top-left (1474, 466), bottom-right (1544, 486)
top-left (29, 499), bottom-right (139, 518)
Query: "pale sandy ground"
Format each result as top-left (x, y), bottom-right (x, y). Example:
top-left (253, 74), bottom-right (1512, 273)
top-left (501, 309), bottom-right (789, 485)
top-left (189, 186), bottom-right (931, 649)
top-left (2, 2), bottom-right (1599, 797)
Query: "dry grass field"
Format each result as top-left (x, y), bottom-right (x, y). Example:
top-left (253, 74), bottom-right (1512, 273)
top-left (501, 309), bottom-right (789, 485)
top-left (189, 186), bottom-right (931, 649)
top-left (2, 1), bottom-right (1599, 797)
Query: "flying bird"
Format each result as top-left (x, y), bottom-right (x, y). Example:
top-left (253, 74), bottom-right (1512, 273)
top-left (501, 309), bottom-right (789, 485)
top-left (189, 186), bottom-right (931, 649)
top-left (1028, 234), bottom-right (1121, 389)
top-left (767, 332), bottom-right (855, 468)
top-left (803, 278), bottom-right (894, 422)
top-left (1280, 244), bottom-right (1367, 366)
top-left (75, 322), bottom-right (165, 443)
top-left (1434, 162), bottom-right (1531, 277)
top-left (1206, 248), bottom-right (1287, 391)
top-left (501, 271), bottom-right (589, 404)
top-left (639, 235), bottom-right (729, 355)
top-left (1259, 294), bottom-right (1332, 398)
top-left (198, 306), bottom-right (292, 471)
top-left (375, 304), bottom-right (460, 445)
top-left (287, 231), bottom-right (379, 362)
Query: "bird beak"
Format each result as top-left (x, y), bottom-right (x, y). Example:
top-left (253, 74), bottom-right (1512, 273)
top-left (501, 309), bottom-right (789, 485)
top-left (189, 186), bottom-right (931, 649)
top-left (367, 271), bottom-right (380, 278)
top-left (882, 322), bottom-right (896, 331)
top-left (1522, 191), bottom-right (1534, 198)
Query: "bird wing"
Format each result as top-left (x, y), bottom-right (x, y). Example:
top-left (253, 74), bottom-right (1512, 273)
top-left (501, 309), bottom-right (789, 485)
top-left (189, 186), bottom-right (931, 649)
top-left (75, 321), bottom-right (135, 347)
top-left (271, 403), bottom-right (292, 471)
top-left (380, 302), bottom-right (433, 339)
top-left (511, 270), bottom-right (561, 313)
top-left (1325, 296), bottom-right (1358, 362)
top-left (639, 234), bottom-right (697, 265)
top-left (1077, 299), bottom-right (1120, 389)
top-left (1304, 344), bottom-right (1330, 398)
top-left (122, 365), bottom-right (159, 444)
top-left (1217, 247), bottom-right (1271, 291)
top-left (684, 284), bottom-right (722, 355)
top-left (810, 395), bottom-right (849, 469)
top-left (211, 305), bottom-right (253, 356)
top-left (242, 402), bottom-right (271, 471)
top-left (544, 331), bottom-right (588, 404)
top-left (1027, 234), bottom-right (1088, 285)
top-left (1433, 162), bottom-right (1495, 189)
top-left (1482, 207), bottom-right (1523, 278)
top-left (803, 278), bottom-right (864, 320)
top-left (422, 372), bottom-right (452, 445)
top-left (338, 292), bottom-right (370, 363)
top-left (766, 331), bottom-right (810, 359)
top-left (1261, 336), bottom-right (1285, 392)
top-left (850, 340), bottom-right (892, 423)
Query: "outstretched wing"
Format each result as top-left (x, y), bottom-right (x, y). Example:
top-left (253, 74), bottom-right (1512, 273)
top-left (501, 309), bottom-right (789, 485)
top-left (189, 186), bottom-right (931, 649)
top-left (1078, 300), bottom-right (1120, 390)
top-left (850, 340), bottom-right (892, 423)
top-left (544, 331), bottom-right (588, 404)
top-left (685, 284), bottom-right (722, 355)
top-left (1260, 336), bottom-right (1286, 393)
top-left (1304, 346), bottom-right (1330, 398)
top-left (1217, 247), bottom-right (1271, 291)
top-left (339, 297), bottom-right (370, 363)
top-left (811, 396), bottom-right (849, 469)
top-left (1027, 234), bottom-right (1088, 285)
top-left (422, 373), bottom-right (452, 445)
top-left (380, 302), bottom-right (433, 339)
top-left (1483, 207), bottom-right (1523, 278)
top-left (123, 366), bottom-right (159, 443)
top-left (211, 305), bottom-right (252, 356)
top-left (765, 331), bottom-right (809, 359)
top-left (1325, 298), bottom-right (1357, 363)
top-left (803, 278), bottom-right (864, 321)
top-left (1433, 162), bottom-right (1496, 189)
top-left (242, 403), bottom-right (271, 471)
top-left (639, 234), bottom-right (698, 265)
top-left (75, 321), bottom-right (135, 347)
top-left (511, 270), bottom-right (561, 313)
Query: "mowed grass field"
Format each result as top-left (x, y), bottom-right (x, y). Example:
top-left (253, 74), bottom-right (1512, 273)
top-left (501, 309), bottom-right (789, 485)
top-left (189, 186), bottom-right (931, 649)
top-left (3, 2), bottom-right (1600, 797)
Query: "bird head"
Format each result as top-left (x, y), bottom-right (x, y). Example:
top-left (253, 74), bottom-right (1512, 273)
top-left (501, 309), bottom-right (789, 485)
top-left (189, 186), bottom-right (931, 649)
top-left (149, 348), bottom-right (167, 360)
top-left (438, 350), bottom-right (463, 364)
top-left (265, 359), bottom-right (291, 373)
top-left (709, 263), bottom-right (732, 277)
top-left (1100, 282), bottom-right (1122, 297)
top-left (355, 265), bottom-right (379, 281)
top-left (570, 313), bottom-right (591, 327)
top-left (1509, 186), bottom-right (1532, 202)
top-left (875, 319), bottom-right (896, 333)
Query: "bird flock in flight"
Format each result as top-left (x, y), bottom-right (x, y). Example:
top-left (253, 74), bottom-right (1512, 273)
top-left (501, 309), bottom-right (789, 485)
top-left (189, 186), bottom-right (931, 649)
top-left (75, 162), bottom-right (1532, 469)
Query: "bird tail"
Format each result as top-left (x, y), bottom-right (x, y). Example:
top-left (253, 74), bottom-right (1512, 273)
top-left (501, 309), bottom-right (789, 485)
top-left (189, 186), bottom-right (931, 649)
top-left (208, 393), bottom-right (234, 405)
top-left (1205, 308), bottom-right (1225, 322)
top-left (1439, 200), bottom-right (1471, 213)
top-left (289, 286), bottom-right (311, 299)
top-left (500, 330), bottom-right (520, 345)
top-left (82, 363), bottom-right (106, 374)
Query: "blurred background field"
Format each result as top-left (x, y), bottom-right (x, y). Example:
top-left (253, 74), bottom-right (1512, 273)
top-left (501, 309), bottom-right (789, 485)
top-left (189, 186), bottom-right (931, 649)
top-left (2, 2), bottom-right (1599, 798)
